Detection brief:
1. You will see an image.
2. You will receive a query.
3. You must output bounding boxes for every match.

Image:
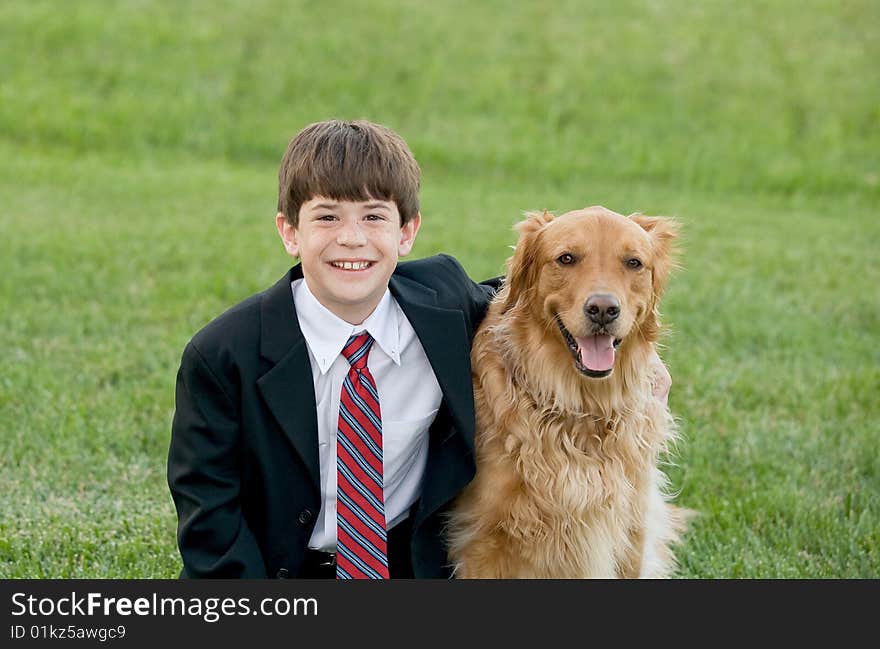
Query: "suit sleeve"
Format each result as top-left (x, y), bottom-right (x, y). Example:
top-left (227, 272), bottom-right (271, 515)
top-left (167, 342), bottom-right (267, 578)
top-left (479, 276), bottom-right (504, 293)
top-left (438, 254), bottom-right (501, 325)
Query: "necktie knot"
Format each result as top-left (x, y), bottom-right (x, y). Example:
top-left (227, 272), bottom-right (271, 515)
top-left (342, 333), bottom-right (373, 370)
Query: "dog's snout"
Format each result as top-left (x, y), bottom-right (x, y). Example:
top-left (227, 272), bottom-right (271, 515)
top-left (584, 294), bottom-right (620, 325)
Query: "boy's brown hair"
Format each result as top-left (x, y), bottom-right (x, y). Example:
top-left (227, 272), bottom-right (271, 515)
top-left (277, 119), bottom-right (421, 226)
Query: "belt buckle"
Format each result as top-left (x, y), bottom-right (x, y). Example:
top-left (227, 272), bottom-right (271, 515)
top-left (319, 552), bottom-right (336, 567)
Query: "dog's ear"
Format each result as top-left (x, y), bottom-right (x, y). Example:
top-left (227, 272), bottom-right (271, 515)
top-left (630, 214), bottom-right (681, 298)
top-left (501, 210), bottom-right (554, 313)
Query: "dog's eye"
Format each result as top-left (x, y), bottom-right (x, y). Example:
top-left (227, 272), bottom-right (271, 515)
top-left (557, 253), bottom-right (576, 265)
top-left (626, 258), bottom-right (643, 269)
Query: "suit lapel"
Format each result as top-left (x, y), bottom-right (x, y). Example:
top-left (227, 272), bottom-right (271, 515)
top-left (390, 275), bottom-right (475, 455)
top-left (389, 273), bottom-right (477, 531)
top-left (256, 267), bottom-right (321, 494)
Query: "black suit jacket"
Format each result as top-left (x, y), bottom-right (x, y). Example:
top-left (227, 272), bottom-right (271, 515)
top-left (168, 254), bottom-right (496, 578)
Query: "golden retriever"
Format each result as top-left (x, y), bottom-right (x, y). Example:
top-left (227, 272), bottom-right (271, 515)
top-left (447, 206), bottom-right (689, 578)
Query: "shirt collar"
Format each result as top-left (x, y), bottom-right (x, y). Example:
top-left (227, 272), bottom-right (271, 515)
top-left (292, 278), bottom-right (401, 375)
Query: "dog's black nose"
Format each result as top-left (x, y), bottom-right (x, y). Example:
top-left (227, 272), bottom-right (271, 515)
top-left (585, 294), bottom-right (620, 325)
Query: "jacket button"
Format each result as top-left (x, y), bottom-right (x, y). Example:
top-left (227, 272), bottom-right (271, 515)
top-left (298, 509), bottom-right (313, 525)
top-left (276, 568), bottom-right (289, 579)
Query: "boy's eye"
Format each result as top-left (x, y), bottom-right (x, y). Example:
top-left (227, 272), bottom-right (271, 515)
top-left (317, 214), bottom-right (337, 221)
top-left (365, 213), bottom-right (385, 221)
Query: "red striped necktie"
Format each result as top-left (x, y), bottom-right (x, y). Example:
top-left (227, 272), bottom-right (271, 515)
top-left (336, 333), bottom-right (389, 579)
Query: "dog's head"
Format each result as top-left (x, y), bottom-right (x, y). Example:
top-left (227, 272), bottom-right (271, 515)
top-left (501, 206), bottom-right (679, 379)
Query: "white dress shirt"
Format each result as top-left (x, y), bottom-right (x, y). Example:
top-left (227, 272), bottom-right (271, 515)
top-left (291, 278), bottom-right (443, 552)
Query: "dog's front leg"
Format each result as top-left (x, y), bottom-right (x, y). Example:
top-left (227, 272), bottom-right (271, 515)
top-left (619, 525), bottom-right (645, 578)
top-left (451, 528), bottom-right (520, 579)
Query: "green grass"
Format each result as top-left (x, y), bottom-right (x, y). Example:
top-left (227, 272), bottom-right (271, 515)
top-left (1, 0), bottom-right (877, 578)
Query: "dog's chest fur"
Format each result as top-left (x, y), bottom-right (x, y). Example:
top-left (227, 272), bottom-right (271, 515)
top-left (473, 387), bottom-right (667, 577)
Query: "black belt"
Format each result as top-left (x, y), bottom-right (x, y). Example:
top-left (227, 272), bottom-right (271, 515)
top-left (303, 548), bottom-right (337, 569)
top-left (297, 516), bottom-right (413, 579)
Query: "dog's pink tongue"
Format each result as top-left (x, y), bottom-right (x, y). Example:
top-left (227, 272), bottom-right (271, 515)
top-left (576, 335), bottom-right (616, 371)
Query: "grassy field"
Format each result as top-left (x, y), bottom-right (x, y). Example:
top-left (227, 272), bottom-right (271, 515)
top-left (1, 0), bottom-right (877, 578)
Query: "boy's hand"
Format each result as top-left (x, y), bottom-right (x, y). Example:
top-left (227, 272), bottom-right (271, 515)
top-left (650, 348), bottom-right (672, 406)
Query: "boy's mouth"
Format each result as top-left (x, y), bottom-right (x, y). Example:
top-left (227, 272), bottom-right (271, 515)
top-left (329, 260), bottom-right (375, 271)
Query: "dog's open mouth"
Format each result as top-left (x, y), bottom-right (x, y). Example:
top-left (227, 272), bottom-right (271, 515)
top-left (556, 317), bottom-right (622, 378)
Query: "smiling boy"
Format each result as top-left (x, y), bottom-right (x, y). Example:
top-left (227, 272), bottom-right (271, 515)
top-left (167, 120), bottom-right (497, 578)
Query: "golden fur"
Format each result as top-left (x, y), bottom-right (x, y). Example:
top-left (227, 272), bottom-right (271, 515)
top-left (447, 206), bottom-right (690, 578)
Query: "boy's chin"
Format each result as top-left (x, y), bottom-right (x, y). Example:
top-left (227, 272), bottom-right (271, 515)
top-left (326, 278), bottom-right (395, 317)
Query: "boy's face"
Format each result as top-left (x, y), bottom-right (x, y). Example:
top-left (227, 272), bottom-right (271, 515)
top-left (276, 197), bottom-right (421, 325)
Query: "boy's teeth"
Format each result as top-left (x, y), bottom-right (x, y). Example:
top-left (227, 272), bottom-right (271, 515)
top-left (333, 261), bottom-right (369, 270)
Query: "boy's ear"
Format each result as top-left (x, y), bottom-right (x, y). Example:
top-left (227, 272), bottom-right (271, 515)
top-left (398, 212), bottom-right (421, 257)
top-left (276, 212), bottom-right (300, 258)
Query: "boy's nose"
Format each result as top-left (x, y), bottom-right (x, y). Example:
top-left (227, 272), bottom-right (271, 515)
top-left (337, 223), bottom-right (367, 246)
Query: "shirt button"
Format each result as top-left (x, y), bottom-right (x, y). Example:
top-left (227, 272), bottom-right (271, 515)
top-left (298, 509), bottom-right (313, 525)
top-left (276, 568), bottom-right (289, 579)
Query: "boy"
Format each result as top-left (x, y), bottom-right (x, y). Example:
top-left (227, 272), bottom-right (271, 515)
top-left (167, 120), bottom-right (497, 578)
top-left (167, 119), bottom-right (672, 579)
